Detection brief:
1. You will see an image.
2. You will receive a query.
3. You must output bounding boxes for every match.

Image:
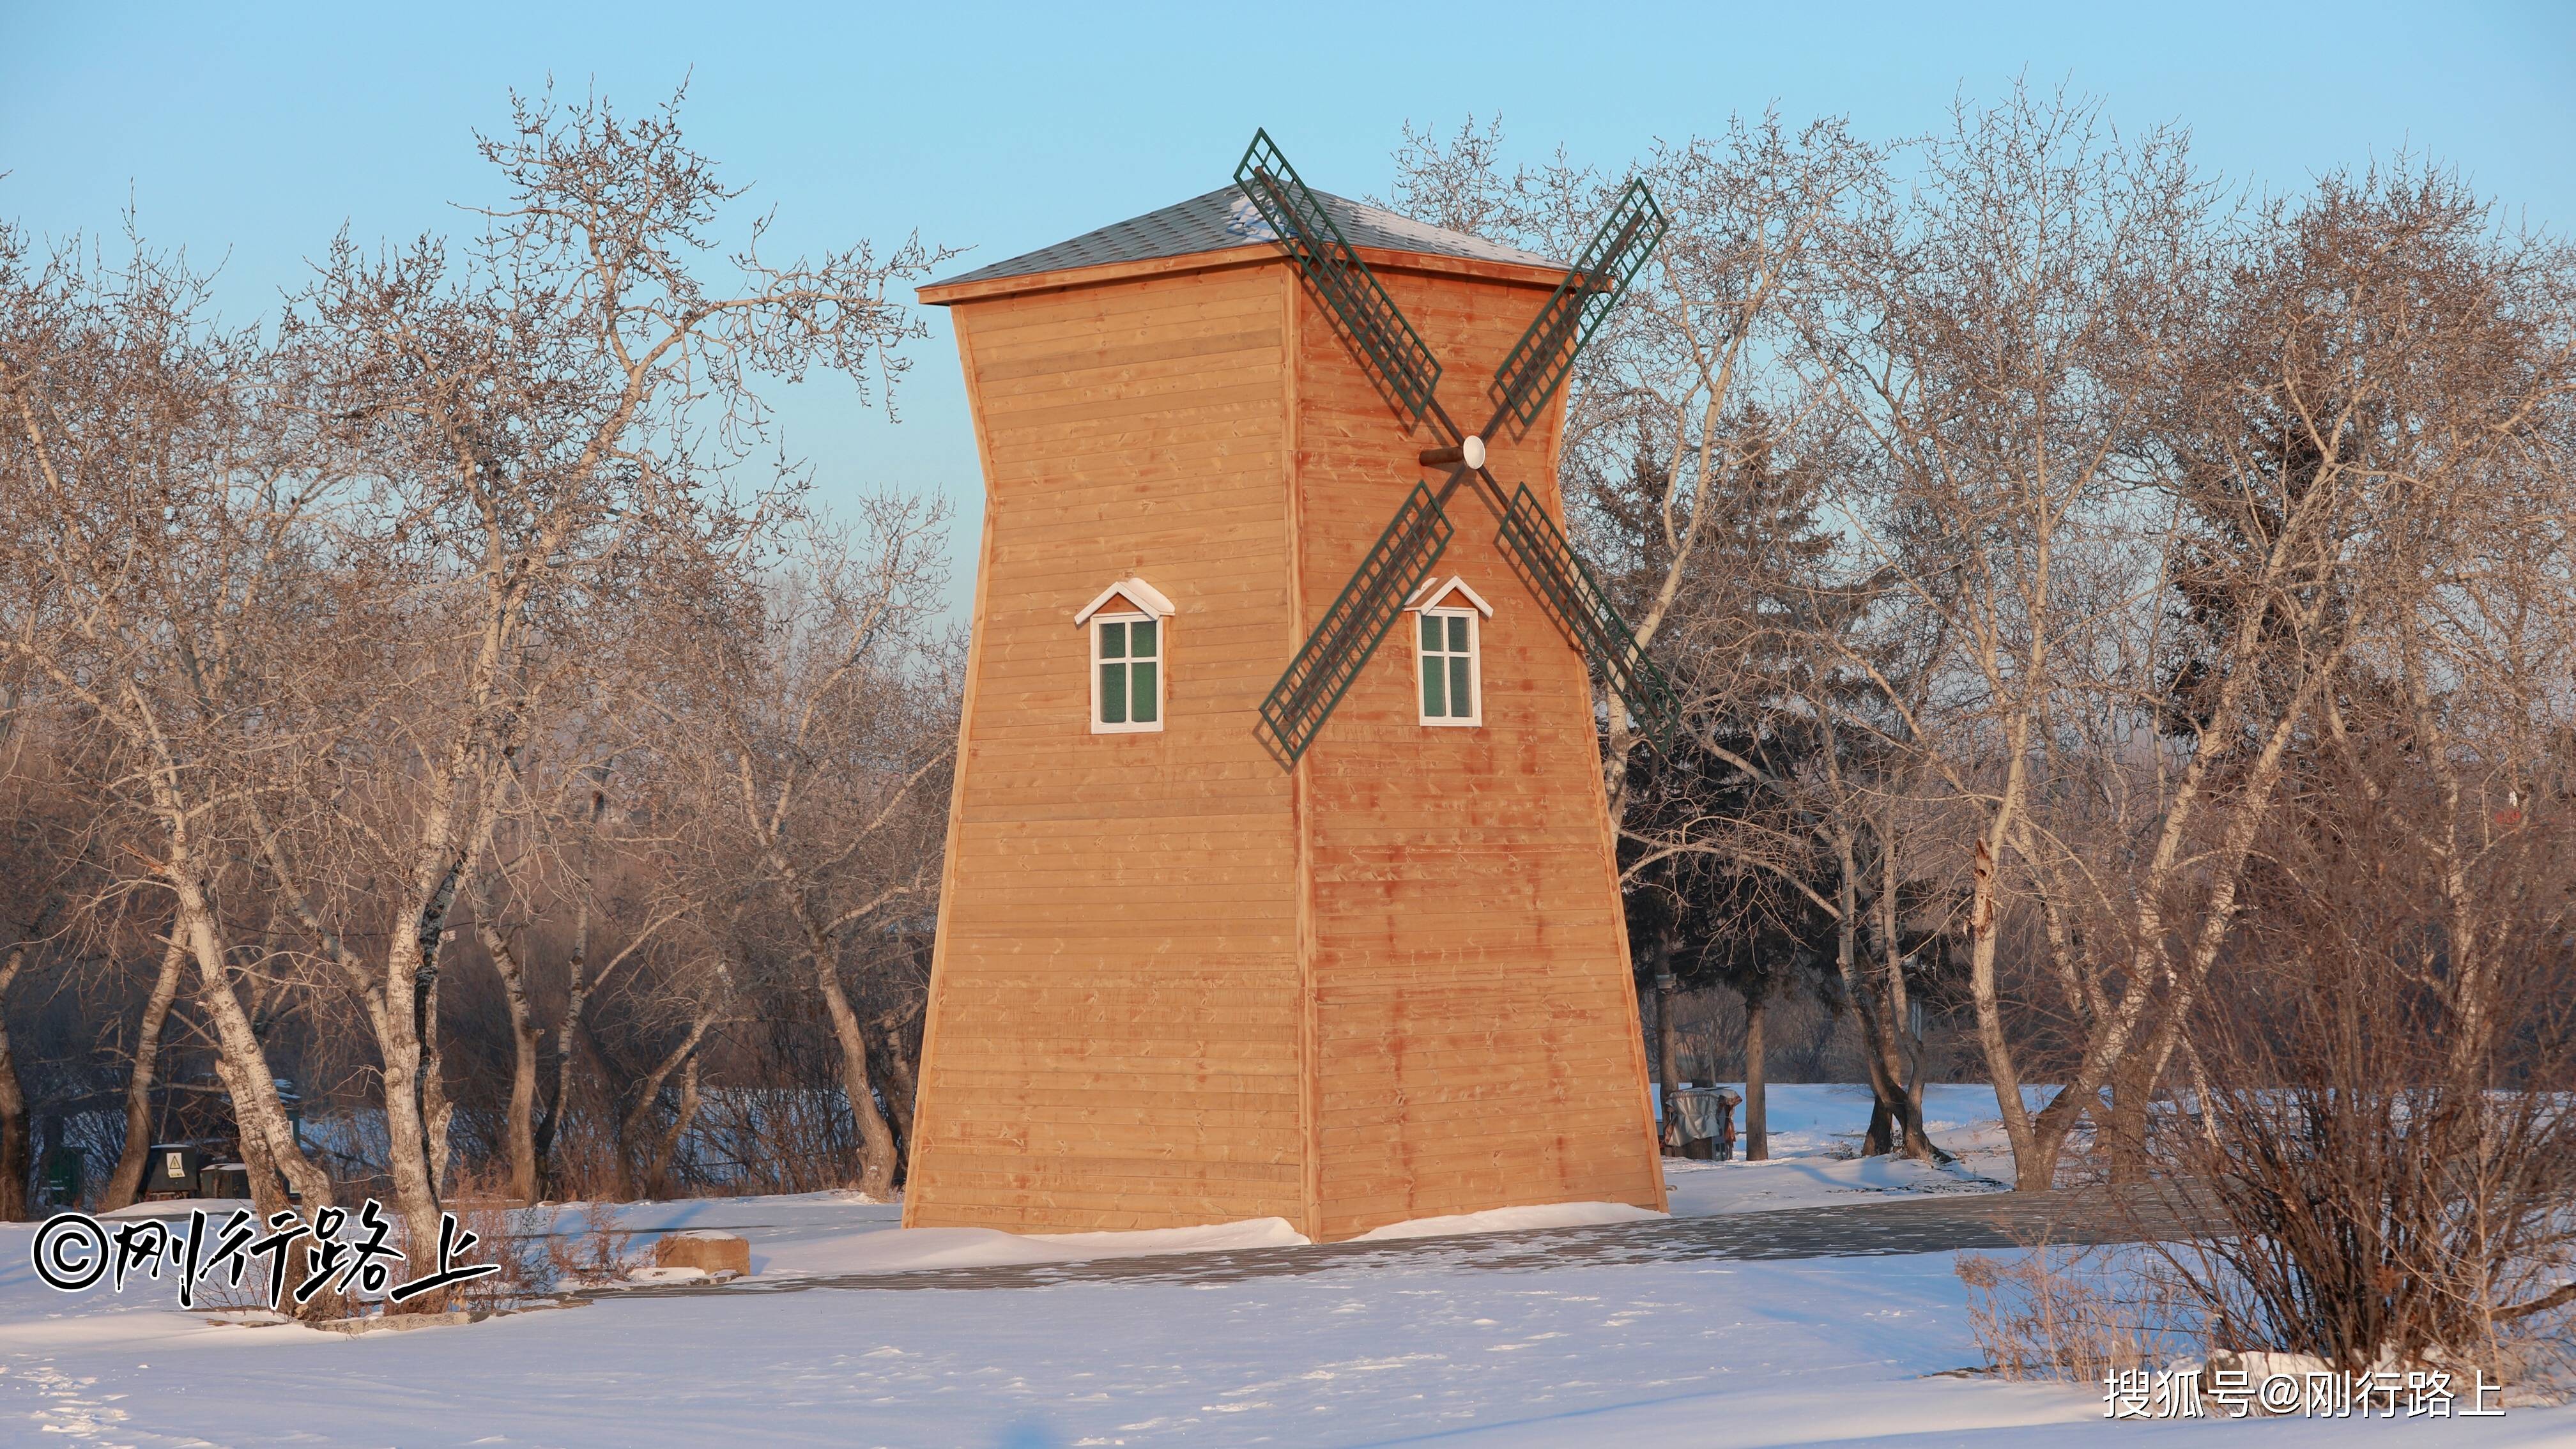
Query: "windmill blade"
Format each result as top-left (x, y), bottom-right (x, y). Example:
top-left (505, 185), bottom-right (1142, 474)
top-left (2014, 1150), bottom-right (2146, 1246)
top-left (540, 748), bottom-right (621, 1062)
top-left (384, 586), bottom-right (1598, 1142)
top-left (1487, 181), bottom-right (1668, 434)
top-left (1236, 130), bottom-right (1446, 432)
top-left (1494, 484), bottom-right (1679, 740)
top-left (1259, 482), bottom-right (1455, 764)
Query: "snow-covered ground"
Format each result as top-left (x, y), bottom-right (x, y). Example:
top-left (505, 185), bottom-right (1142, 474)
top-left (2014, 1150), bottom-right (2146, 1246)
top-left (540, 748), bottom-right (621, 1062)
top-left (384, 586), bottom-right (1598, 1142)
top-left (4, 1084), bottom-right (2567, 1446)
top-left (1659, 1081), bottom-right (2021, 1218)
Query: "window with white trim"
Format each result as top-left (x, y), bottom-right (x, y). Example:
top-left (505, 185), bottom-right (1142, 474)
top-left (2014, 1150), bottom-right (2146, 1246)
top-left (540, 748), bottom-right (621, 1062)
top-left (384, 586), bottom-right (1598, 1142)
top-left (1091, 613), bottom-right (1162, 732)
top-left (1407, 577), bottom-right (1491, 728)
top-left (1415, 608), bottom-right (1479, 724)
top-left (1075, 576), bottom-right (1175, 735)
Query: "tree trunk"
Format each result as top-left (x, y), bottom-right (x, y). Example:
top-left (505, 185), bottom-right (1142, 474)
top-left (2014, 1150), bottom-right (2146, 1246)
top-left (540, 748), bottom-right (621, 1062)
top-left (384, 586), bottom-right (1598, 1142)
top-left (619, 1015), bottom-right (713, 1197)
top-left (1905, 1022), bottom-right (1929, 1149)
top-left (1744, 993), bottom-right (1770, 1162)
top-left (102, 934), bottom-right (190, 1211)
top-left (532, 901), bottom-right (594, 1202)
top-left (868, 1035), bottom-right (912, 1184)
top-left (174, 880), bottom-right (332, 1206)
top-left (477, 920), bottom-right (544, 1204)
top-left (1877, 833), bottom-right (1940, 1162)
top-left (644, 1054), bottom-right (702, 1200)
top-left (813, 949), bottom-right (898, 1199)
top-left (1838, 880), bottom-right (1905, 1159)
top-left (372, 935), bottom-right (446, 1311)
top-left (0, 939), bottom-right (29, 1220)
top-left (535, 982), bottom-right (586, 1202)
top-left (875, 1008), bottom-right (920, 1160)
top-left (2104, 1051), bottom-right (2156, 1185)
top-left (421, 970), bottom-right (454, 1201)
top-left (1653, 977), bottom-right (1681, 1149)
top-left (1829, 826), bottom-right (1919, 1159)
top-left (204, 1044), bottom-right (338, 1319)
top-left (1965, 837), bottom-right (2048, 1190)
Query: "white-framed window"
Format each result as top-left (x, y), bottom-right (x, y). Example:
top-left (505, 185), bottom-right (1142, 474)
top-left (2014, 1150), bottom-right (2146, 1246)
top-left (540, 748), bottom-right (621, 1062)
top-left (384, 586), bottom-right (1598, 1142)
top-left (1406, 576), bottom-right (1491, 728)
top-left (1075, 577), bottom-right (1175, 735)
top-left (1091, 613), bottom-right (1162, 731)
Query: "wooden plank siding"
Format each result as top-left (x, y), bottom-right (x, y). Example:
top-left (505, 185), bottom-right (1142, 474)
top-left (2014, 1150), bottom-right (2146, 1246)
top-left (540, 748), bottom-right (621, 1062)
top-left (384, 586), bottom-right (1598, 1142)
top-left (1287, 266), bottom-right (1663, 1239)
top-left (903, 245), bottom-right (1662, 1241)
top-left (903, 263), bottom-right (1308, 1233)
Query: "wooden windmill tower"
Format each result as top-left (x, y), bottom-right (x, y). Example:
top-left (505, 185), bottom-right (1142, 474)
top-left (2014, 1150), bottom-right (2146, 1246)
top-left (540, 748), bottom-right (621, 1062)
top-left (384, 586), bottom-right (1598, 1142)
top-left (903, 133), bottom-right (1678, 1241)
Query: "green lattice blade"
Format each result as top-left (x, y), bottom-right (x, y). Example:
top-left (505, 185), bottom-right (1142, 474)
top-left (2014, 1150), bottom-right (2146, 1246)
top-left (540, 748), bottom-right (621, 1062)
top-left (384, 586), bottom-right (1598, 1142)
top-left (1490, 181), bottom-right (1668, 433)
top-left (1260, 482), bottom-right (1454, 765)
top-left (1235, 130), bottom-right (1445, 430)
top-left (1494, 484), bottom-right (1678, 739)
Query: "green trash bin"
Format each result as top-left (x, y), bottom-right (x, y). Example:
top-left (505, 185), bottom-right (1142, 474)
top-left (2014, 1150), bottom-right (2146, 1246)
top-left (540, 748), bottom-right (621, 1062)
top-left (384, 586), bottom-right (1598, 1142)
top-left (39, 1147), bottom-right (84, 1208)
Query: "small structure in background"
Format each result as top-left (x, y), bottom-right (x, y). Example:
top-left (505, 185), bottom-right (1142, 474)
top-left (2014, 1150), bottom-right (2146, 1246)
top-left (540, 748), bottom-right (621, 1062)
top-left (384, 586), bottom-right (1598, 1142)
top-left (197, 1162), bottom-right (253, 1200)
top-left (141, 1140), bottom-right (210, 1201)
top-left (38, 1143), bottom-right (84, 1209)
top-left (140, 1139), bottom-right (259, 1202)
top-left (273, 1077), bottom-right (306, 1150)
top-left (1665, 1087), bottom-right (1740, 1161)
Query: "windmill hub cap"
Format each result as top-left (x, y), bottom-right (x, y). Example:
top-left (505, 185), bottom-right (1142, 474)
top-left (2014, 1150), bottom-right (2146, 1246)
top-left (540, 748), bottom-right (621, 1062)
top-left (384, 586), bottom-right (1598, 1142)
top-left (1461, 435), bottom-right (1486, 469)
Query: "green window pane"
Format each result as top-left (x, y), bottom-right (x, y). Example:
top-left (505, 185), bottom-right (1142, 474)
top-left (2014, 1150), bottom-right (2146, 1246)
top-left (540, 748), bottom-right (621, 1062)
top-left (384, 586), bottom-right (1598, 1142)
top-left (1130, 661), bottom-right (1157, 723)
top-left (1420, 614), bottom-right (1441, 652)
top-left (1422, 654), bottom-right (1446, 716)
top-left (1128, 618), bottom-right (1156, 659)
top-left (1099, 620), bottom-right (1125, 660)
top-left (1449, 656), bottom-right (1471, 717)
top-left (1100, 662), bottom-right (1126, 724)
top-left (1447, 615), bottom-right (1468, 652)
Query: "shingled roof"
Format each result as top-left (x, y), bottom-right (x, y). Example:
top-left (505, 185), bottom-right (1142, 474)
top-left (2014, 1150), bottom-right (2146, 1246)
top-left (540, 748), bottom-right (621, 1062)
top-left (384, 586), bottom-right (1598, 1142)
top-left (930, 185), bottom-right (1558, 292)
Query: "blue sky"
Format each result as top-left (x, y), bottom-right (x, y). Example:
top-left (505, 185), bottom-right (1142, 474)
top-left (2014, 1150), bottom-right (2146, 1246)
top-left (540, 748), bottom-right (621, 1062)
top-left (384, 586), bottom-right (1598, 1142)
top-left (6, 1), bottom-right (2570, 602)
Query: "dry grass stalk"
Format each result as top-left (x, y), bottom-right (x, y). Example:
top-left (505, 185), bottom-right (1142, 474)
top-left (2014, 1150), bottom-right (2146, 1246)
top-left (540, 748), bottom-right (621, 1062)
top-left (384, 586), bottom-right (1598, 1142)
top-left (1955, 1245), bottom-right (2194, 1382)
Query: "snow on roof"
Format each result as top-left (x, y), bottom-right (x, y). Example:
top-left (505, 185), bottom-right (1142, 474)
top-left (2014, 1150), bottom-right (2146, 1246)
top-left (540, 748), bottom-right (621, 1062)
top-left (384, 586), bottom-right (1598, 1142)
top-left (932, 185), bottom-right (1556, 291)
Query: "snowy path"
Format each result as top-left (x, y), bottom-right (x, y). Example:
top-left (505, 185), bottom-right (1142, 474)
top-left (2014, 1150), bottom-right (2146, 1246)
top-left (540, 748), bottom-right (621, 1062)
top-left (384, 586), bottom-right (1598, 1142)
top-left (594, 1186), bottom-right (2207, 1299)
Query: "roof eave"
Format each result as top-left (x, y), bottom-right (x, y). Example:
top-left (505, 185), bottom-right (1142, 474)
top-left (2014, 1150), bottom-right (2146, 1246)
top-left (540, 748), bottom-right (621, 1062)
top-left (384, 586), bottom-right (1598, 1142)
top-left (919, 243), bottom-right (1574, 307)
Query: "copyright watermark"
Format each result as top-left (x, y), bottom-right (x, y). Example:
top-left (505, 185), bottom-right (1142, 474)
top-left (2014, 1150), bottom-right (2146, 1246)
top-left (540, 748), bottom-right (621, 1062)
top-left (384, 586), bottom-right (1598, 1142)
top-left (2104, 1365), bottom-right (2506, 1419)
top-left (33, 1200), bottom-right (499, 1311)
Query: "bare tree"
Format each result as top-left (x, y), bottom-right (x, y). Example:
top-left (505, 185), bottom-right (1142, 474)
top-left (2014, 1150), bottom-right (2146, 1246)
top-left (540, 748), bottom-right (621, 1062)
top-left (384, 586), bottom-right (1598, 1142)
top-left (1386, 113), bottom-right (1885, 1159)
top-left (667, 507), bottom-right (956, 1201)
top-left (97, 933), bottom-right (190, 1211)
top-left (206, 83), bottom-right (946, 1264)
top-left (471, 746), bottom-right (697, 1202)
top-left (2137, 723), bottom-right (2576, 1381)
top-left (0, 931), bottom-right (36, 1218)
top-left (615, 953), bottom-right (733, 1199)
top-left (6, 83), bottom-right (944, 1269)
top-left (1798, 85), bottom-right (2235, 1188)
top-left (0, 221), bottom-right (338, 1216)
